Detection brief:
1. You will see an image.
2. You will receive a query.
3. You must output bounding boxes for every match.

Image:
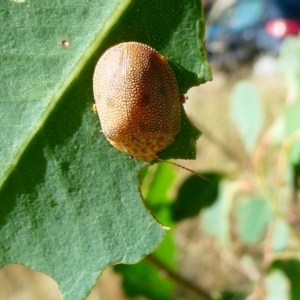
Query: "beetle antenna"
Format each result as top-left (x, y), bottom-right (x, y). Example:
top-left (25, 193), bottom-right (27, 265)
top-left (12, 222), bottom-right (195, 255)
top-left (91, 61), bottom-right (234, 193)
top-left (156, 158), bottom-right (209, 181)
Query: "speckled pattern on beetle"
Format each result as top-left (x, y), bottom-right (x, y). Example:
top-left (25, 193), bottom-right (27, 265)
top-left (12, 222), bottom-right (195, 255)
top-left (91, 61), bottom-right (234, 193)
top-left (93, 42), bottom-right (182, 162)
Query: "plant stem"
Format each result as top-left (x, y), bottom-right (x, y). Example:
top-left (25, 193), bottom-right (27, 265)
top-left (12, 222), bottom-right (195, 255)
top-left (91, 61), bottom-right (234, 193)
top-left (145, 254), bottom-right (215, 300)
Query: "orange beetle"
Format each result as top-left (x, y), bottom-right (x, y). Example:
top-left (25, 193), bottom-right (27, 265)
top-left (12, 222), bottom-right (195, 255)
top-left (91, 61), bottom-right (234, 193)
top-left (93, 42), bottom-right (182, 162)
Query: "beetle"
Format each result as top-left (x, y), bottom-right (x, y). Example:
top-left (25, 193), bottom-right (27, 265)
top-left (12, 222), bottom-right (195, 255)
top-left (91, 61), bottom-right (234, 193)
top-left (93, 42), bottom-right (182, 162)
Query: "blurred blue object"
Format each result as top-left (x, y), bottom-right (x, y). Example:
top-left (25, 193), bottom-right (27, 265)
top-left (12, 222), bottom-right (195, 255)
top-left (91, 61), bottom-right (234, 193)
top-left (205, 0), bottom-right (300, 67)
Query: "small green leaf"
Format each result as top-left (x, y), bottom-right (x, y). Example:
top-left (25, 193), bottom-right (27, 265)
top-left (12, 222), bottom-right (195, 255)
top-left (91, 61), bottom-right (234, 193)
top-left (280, 37), bottom-right (300, 166)
top-left (201, 181), bottom-right (231, 247)
top-left (141, 163), bottom-right (177, 267)
top-left (235, 196), bottom-right (272, 244)
top-left (285, 99), bottom-right (300, 165)
top-left (268, 116), bottom-right (285, 146)
top-left (202, 197), bottom-right (225, 236)
top-left (142, 163), bottom-right (176, 209)
top-left (114, 258), bottom-right (174, 300)
top-left (171, 172), bottom-right (223, 222)
top-left (230, 81), bottom-right (264, 153)
top-left (272, 219), bottom-right (289, 251)
top-left (265, 270), bottom-right (290, 300)
top-left (220, 291), bottom-right (246, 300)
top-left (271, 259), bottom-right (300, 300)
top-left (279, 37), bottom-right (300, 94)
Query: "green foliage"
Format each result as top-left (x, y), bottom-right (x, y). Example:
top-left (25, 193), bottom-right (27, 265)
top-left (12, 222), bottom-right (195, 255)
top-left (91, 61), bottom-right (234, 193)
top-left (159, 108), bottom-right (201, 161)
top-left (220, 291), bottom-right (246, 300)
top-left (199, 37), bottom-right (300, 300)
top-left (280, 37), bottom-right (300, 168)
top-left (230, 81), bottom-right (264, 153)
top-left (114, 164), bottom-right (177, 300)
top-left (234, 196), bottom-right (272, 244)
top-left (265, 270), bottom-right (290, 300)
top-left (2, 0), bottom-right (300, 299)
top-left (111, 35), bottom-right (300, 300)
top-left (285, 99), bottom-right (300, 165)
top-left (271, 260), bottom-right (300, 300)
top-left (114, 260), bottom-right (174, 300)
top-left (271, 219), bottom-right (289, 251)
top-left (171, 172), bottom-right (223, 222)
top-left (201, 181), bottom-right (231, 247)
top-left (0, 1), bottom-right (211, 299)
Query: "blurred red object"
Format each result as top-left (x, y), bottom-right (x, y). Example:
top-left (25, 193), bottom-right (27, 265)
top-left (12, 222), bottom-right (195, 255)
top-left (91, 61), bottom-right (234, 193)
top-left (266, 18), bottom-right (300, 37)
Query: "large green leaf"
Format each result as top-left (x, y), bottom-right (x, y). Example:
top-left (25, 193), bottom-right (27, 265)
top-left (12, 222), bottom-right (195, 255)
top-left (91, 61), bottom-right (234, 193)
top-left (0, 1), bottom-right (211, 299)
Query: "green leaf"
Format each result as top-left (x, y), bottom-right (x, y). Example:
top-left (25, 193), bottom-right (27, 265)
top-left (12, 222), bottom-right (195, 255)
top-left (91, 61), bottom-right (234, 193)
top-left (271, 259), bottom-right (300, 300)
top-left (272, 219), bottom-right (289, 251)
top-left (142, 163), bottom-right (176, 211)
top-left (171, 172), bottom-right (223, 222)
top-left (265, 270), bottom-right (290, 300)
top-left (142, 164), bottom-right (177, 267)
top-left (279, 37), bottom-right (300, 97)
top-left (230, 81), bottom-right (264, 153)
top-left (159, 108), bottom-right (202, 161)
top-left (220, 291), bottom-right (246, 300)
top-left (201, 181), bottom-right (231, 247)
top-left (285, 99), bottom-right (300, 165)
top-left (0, 1), bottom-right (211, 299)
top-left (115, 163), bottom-right (177, 300)
top-left (280, 38), bottom-right (300, 166)
top-left (268, 116), bottom-right (285, 146)
top-left (235, 196), bottom-right (272, 244)
top-left (114, 259), bottom-right (174, 300)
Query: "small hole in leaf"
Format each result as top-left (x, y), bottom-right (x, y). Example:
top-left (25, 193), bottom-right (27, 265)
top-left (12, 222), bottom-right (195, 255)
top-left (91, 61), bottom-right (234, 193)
top-left (60, 39), bottom-right (70, 47)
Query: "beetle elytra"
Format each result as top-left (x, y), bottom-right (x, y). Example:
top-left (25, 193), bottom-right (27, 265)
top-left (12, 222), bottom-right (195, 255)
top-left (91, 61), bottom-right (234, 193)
top-left (93, 42), bottom-right (182, 162)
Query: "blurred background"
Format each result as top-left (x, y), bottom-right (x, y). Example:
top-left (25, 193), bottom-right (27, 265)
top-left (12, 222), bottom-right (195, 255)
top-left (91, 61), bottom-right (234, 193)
top-left (205, 0), bottom-right (300, 74)
top-left (1, 0), bottom-right (300, 299)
